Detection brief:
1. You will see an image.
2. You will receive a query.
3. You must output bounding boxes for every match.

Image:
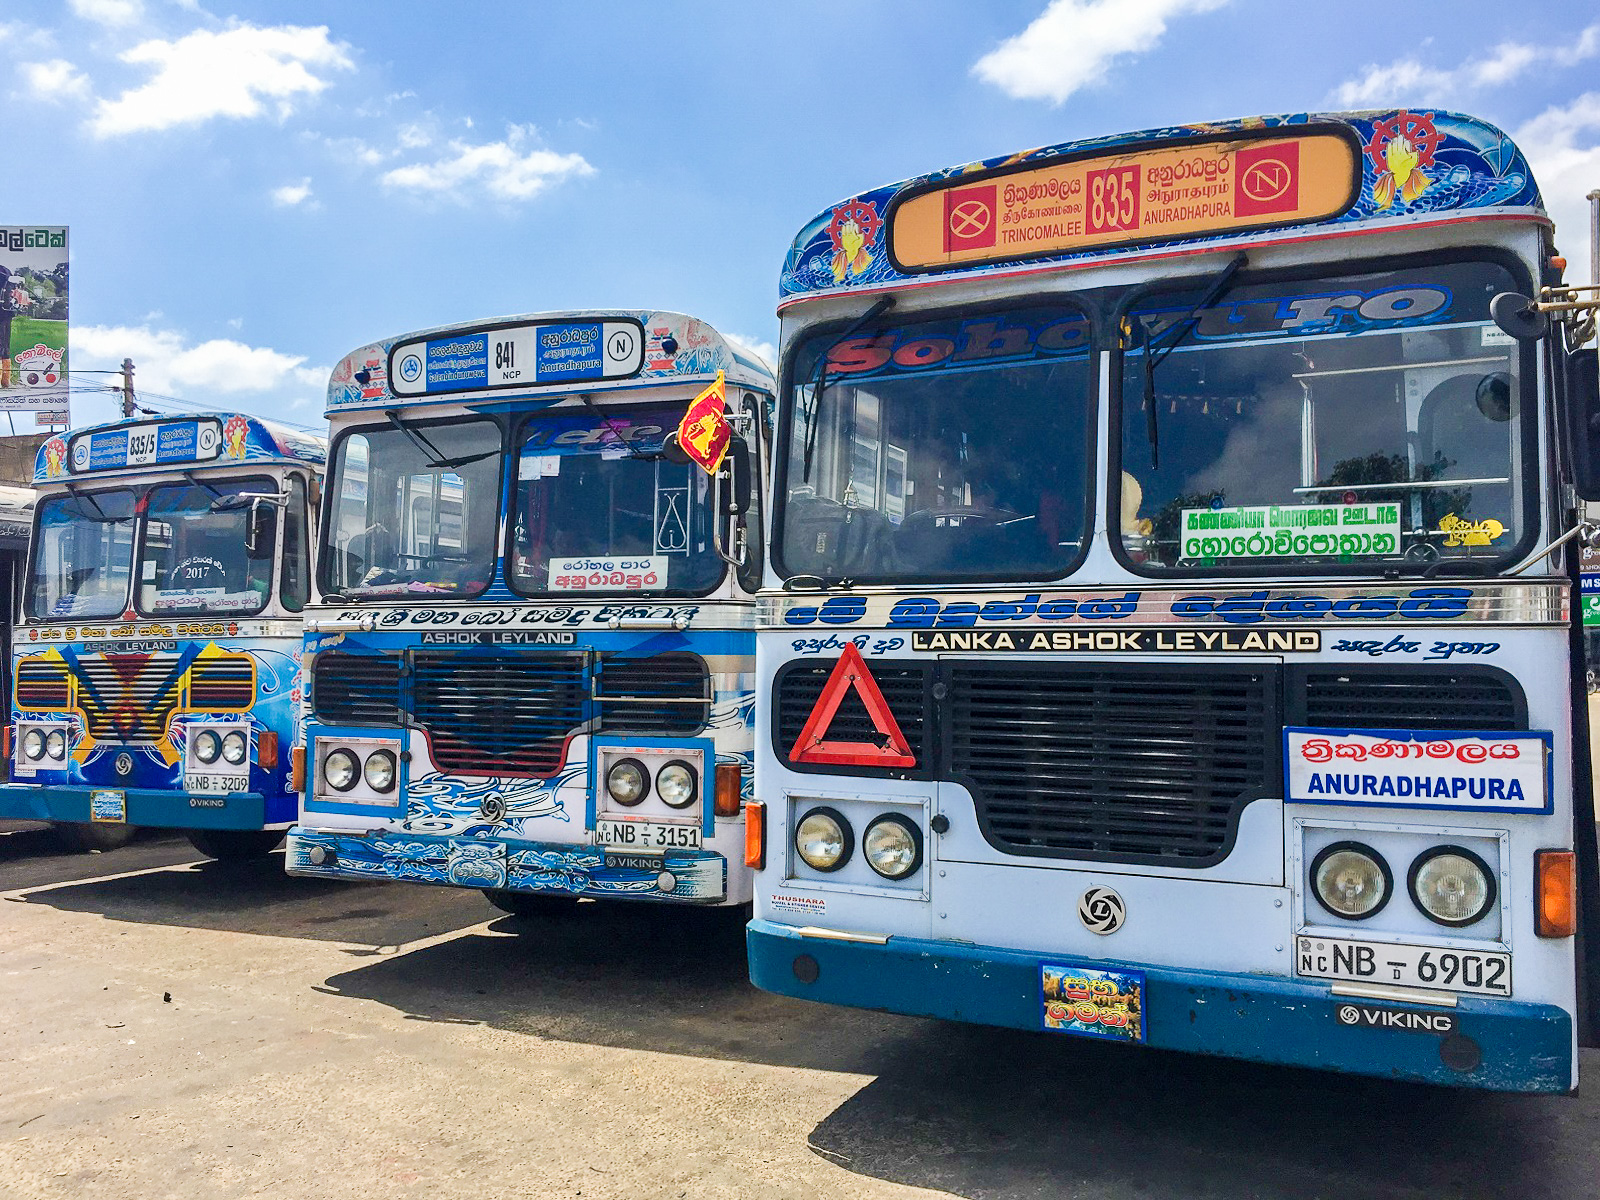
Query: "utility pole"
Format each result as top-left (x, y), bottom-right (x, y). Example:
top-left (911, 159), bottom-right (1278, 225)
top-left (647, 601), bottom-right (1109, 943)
top-left (120, 358), bottom-right (134, 419)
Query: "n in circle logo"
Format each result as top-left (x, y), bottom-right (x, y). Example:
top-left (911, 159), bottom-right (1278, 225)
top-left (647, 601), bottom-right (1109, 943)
top-left (1078, 886), bottom-right (1126, 935)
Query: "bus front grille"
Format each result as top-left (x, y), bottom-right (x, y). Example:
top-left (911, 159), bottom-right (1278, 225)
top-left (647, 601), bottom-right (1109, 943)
top-left (774, 660), bottom-right (932, 769)
top-left (595, 652), bottom-right (711, 736)
top-left (188, 655), bottom-right (256, 711)
top-left (74, 653), bottom-right (186, 745)
top-left (948, 663), bottom-right (1276, 866)
top-left (1289, 665), bottom-right (1526, 730)
top-left (15, 659), bottom-right (71, 710)
top-left (312, 652), bottom-right (402, 725)
top-left (411, 651), bottom-right (586, 776)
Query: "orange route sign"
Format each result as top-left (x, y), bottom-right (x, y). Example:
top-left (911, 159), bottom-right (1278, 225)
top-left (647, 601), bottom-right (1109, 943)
top-left (788, 642), bottom-right (916, 768)
top-left (891, 131), bottom-right (1359, 272)
top-left (676, 369), bottom-right (732, 474)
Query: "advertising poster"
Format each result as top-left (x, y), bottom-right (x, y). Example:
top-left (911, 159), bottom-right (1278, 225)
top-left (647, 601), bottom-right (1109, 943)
top-left (0, 226), bottom-right (69, 414)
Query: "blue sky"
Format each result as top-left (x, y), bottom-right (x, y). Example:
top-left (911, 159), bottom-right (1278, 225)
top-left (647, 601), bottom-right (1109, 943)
top-left (5, 0), bottom-right (1599, 431)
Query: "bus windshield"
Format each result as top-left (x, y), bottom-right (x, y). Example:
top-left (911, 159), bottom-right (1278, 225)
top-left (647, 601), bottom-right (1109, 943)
top-left (26, 489), bottom-right (136, 620)
top-left (509, 406), bottom-right (721, 596)
top-left (137, 479), bottom-right (277, 616)
top-left (321, 417), bottom-right (502, 600)
top-left (1117, 259), bottom-right (1530, 574)
top-left (778, 303), bottom-right (1094, 582)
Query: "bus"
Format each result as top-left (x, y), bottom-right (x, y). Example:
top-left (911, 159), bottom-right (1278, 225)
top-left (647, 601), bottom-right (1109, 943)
top-left (0, 413), bottom-right (326, 856)
top-left (746, 109), bottom-right (1600, 1092)
top-left (285, 311), bottom-right (774, 916)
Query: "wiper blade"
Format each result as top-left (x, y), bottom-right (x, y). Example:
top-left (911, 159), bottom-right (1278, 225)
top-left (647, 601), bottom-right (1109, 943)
top-left (385, 409), bottom-right (453, 469)
top-left (802, 296), bottom-right (895, 483)
top-left (64, 483), bottom-right (110, 521)
top-left (1135, 252), bottom-right (1247, 470)
top-left (185, 471), bottom-right (228, 501)
top-left (577, 393), bottom-right (658, 461)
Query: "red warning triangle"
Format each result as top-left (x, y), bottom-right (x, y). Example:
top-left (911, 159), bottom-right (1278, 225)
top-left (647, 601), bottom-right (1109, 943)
top-left (789, 643), bottom-right (916, 768)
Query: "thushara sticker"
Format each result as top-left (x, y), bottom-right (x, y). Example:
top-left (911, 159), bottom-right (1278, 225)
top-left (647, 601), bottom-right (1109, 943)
top-left (771, 893), bottom-right (827, 917)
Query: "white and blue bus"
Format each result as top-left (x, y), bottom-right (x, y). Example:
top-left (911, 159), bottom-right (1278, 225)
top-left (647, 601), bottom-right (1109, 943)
top-left (0, 413), bottom-right (325, 855)
top-left (747, 110), bottom-right (1600, 1092)
top-left (286, 311), bottom-right (775, 915)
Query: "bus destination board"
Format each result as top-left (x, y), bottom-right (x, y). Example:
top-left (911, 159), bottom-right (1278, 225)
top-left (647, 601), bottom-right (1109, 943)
top-left (388, 319), bottom-right (646, 398)
top-left (69, 418), bottom-right (222, 474)
top-left (890, 132), bottom-right (1359, 272)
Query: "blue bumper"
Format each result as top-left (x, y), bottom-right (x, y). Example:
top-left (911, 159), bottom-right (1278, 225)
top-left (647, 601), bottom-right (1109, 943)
top-left (747, 919), bottom-right (1574, 1094)
top-left (0, 783), bottom-right (274, 831)
top-left (286, 826), bottom-right (728, 903)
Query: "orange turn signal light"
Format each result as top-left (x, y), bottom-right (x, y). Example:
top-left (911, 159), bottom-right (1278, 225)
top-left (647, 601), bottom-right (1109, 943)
top-left (714, 762), bottom-right (743, 817)
top-left (258, 730), bottom-right (280, 770)
top-left (2, 724), bottom-right (10, 760)
top-left (744, 800), bottom-right (765, 870)
top-left (1535, 849), bottom-right (1577, 938)
top-left (289, 746), bottom-right (306, 795)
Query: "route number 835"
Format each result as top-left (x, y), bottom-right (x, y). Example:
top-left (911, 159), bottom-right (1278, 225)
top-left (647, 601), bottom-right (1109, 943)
top-left (1087, 165), bottom-right (1140, 235)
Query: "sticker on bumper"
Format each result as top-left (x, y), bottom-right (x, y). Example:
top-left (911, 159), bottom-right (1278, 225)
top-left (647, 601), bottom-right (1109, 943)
top-left (1334, 1001), bottom-right (1458, 1036)
top-left (89, 789), bottom-right (126, 823)
top-left (1041, 962), bottom-right (1145, 1042)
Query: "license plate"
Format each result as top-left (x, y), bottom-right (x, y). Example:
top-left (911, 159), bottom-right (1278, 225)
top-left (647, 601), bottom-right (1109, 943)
top-left (595, 819), bottom-right (701, 851)
top-left (187, 773), bottom-right (249, 794)
top-left (1295, 934), bottom-right (1512, 997)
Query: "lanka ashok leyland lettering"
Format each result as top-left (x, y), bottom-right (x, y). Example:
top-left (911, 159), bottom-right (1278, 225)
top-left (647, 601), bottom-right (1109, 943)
top-left (746, 110), bottom-right (1600, 1092)
top-left (285, 311), bottom-right (775, 916)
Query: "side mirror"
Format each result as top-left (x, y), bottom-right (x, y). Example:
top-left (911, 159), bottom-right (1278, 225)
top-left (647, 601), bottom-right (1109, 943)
top-left (245, 498), bottom-right (275, 558)
top-left (723, 435), bottom-right (752, 516)
top-left (1568, 350), bottom-right (1600, 500)
top-left (660, 432), bottom-right (693, 466)
top-left (1491, 292), bottom-right (1548, 341)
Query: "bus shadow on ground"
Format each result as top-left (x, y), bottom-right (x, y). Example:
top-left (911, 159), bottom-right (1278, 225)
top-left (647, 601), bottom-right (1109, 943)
top-left (13, 848), bottom-right (493, 946)
top-left (806, 1023), bottom-right (1600, 1200)
top-left (318, 901), bottom-right (928, 1073)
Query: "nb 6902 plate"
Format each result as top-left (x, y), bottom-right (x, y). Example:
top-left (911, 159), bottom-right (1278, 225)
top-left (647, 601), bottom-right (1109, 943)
top-left (1296, 934), bottom-right (1511, 996)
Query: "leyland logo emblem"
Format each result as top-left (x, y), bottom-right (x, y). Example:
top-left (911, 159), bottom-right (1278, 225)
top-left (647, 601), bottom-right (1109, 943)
top-left (1078, 886), bottom-right (1125, 935)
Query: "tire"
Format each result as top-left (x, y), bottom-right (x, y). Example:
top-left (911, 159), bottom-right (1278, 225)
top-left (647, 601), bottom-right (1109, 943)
top-left (186, 829), bottom-right (285, 861)
top-left (482, 888), bottom-right (580, 918)
top-left (54, 822), bottom-right (136, 853)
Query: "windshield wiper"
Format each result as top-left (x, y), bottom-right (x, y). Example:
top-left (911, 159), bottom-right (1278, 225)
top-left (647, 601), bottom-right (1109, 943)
top-left (802, 296), bottom-right (896, 484)
top-left (185, 471), bottom-right (227, 501)
top-left (577, 393), bottom-right (658, 461)
top-left (384, 410), bottom-right (492, 470)
top-left (64, 483), bottom-right (110, 521)
top-left (1133, 252), bottom-right (1247, 470)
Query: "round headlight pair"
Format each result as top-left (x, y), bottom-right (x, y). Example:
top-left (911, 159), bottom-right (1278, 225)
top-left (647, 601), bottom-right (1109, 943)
top-left (323, 747), bottom-right (397, 793)
top-left (21, 728), bottom-right (65, 762)
top-left (1310, 842), bottom-right (1495, 927)
top-left (795, 807), bottom-right (922, 880)
top-left (605, 758), bottom-right (697, 808)
top-left (195, 729), bottom-right (249, 766)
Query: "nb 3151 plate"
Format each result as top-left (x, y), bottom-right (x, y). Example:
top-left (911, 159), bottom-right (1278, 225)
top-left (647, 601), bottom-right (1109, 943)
top-left (595, 819), bottom-right (701, 851)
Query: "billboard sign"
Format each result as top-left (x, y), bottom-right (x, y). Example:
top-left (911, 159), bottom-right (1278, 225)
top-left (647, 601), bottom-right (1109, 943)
top-left (0, 226), bottom-right (69, 414)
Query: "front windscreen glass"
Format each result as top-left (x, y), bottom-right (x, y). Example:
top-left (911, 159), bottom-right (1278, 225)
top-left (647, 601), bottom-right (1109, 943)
top-left (27, 490), bottom-right (136, 620)
top-left (778, 303), bottom-right (1093, 582)
top-left (137, 478), bottom-right (277, 616)
top-left (321, 417), bottom-right (502, 600)
top-left (509, 405), bottom-right (721, 596)
top-left (1117, 259), bottom-right (1530, 575)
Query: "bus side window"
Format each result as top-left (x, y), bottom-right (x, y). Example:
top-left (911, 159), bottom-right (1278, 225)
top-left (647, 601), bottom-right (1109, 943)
top-left (281, 475), bottom-right (309, 612)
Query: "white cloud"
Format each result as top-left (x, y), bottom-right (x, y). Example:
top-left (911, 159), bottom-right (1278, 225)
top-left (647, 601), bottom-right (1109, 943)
top-left (73, 324), bottom-right (326, 399)
top-left (1331, 25), bottom-right (1600, 108)
top-left (1513, 94), bottom-right (1600, 284)
top-left (396, 122), bottom-right (432, 149)
top-left (68, 0), bottom-right (144, 26)
top-left (271, 177), bottom-right (314, 207)
top-left (90, 21), bottom-right (353, 137)
top-left (381, 126), bottom-right (593, 202)
top-left (20, 59), bottom-right (92, 103)
top-left (973, 0), bottom-right (1229, 105)
top-left (728, 335), bottom-right (776, 371)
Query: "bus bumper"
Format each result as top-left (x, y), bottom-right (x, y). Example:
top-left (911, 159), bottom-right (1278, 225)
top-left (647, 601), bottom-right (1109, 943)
top-left (747, 918), bottom-right (1574, 1094)
top-left (0, 784), bottom-right (272, 831)
top-left (285, 826), bottom-right (728, 904)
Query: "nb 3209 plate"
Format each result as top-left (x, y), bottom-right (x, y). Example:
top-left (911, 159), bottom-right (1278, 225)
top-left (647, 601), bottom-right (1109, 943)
top-left (1296, 934), bottom-right (1511, 996)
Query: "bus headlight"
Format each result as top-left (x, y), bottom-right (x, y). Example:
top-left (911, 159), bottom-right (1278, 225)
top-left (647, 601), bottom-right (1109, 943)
top-left (1409, 846), bottom-right (1496, 927)
top-left (656, 760), bottom-right (698, 809)
top-left (323, 749), bottom-right (359, 792)
top-left (221, 731), bottom-right (248, 765)
top-left (606, 758), bottom-right (648, 806)
top-left (44, 729), bottom-right (67, 761)
top-left (795, 806), bottom-right (852, 873)
top-left (1310, 842), bottom-right (1392, 920)
top-left (363, 749), bottom-right (397, 793)
top-left (22, 728), bottom-right (45, 761)
top-left (194, 730), bottom-right (221, 764)
top-left (863, 814), bottom-right (922, 880)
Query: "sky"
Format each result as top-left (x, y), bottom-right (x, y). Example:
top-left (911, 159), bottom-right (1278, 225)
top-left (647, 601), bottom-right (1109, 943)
top-left (5, 0), bottom-right (1600, 432)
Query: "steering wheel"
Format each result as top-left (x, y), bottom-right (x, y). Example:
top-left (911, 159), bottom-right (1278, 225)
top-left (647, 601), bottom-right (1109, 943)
top-left (902, 505), bottom-right (1021, 527)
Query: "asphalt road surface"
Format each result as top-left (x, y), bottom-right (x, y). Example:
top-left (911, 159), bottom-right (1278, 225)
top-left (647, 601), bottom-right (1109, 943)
top-left (3, 820), bottom-right (1600, 1200)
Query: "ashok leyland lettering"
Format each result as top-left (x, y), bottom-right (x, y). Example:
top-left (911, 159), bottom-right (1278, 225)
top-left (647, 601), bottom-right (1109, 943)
top-left (285, 311), bottom-right (774, 916)
top-left (747, 110), bottom-right (1600, 1092)
top-left (1, 414), bottom-right (325, 856)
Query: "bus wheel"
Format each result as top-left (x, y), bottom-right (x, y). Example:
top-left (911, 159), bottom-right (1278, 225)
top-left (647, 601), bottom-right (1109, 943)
top-left (54, 822), bottom-right (136, 853)
top-left (482, 889), bottom-right (580, 918)
top-left (186, 829), bottom-right (285, 861)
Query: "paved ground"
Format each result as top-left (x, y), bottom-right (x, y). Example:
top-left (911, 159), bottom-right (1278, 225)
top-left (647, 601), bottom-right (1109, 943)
top-left (4, 821), bottom-right (1600, 1200)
